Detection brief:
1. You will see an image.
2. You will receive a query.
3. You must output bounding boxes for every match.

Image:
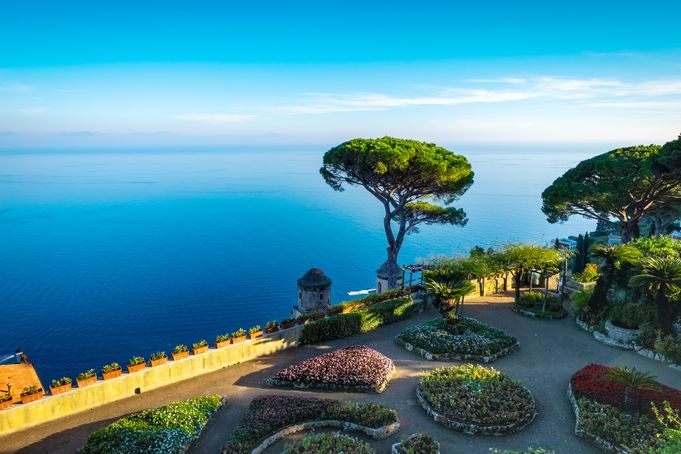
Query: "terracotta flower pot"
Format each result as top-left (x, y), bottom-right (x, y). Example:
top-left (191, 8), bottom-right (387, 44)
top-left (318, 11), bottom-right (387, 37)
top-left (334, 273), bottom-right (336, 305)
top-left (102, 369), bottom-right (122, 380)
top-left (77, 376), bottom-right (97, 388)
top-left (280, 320), bottom-right (296, 329)
top-left (50, 383), bottom-right (72, 395)
top-left (249, 330), bottom-right (263, 339)
top-left (0, 398), bottom-right (13, 410)
top-left (193, 345), bottom-right (209, 355)
top-left (215, 340), bottom-right (230, 349)
top-left (172, 351), bottom-right (189, 361)
top-left (231, 335), bottom-right (246, 344)
top-left (20, 390), bottom-right (44, 404)
top-left (127, 363), bottom-right (146, 374)
top-left (150, 357), bottom-right (168, 367)
top-left (265, 326), bottom-right (279, 334)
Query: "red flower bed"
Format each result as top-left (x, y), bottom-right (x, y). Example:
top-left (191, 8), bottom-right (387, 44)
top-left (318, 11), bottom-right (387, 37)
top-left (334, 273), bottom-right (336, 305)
top-left (571, 364), bottom-right (681, 413)
top-left (272, 346), bottom-right (394, 392)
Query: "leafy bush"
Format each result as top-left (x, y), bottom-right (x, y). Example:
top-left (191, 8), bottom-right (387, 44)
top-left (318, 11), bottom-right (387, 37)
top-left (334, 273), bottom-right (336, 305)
top-left (655, 334), bottom-right (681, 365)
top-left (271, 346), bottom-right (394, 392)
top-left (283, 432), bottom-right (374, 454)
top-left (609, 302), bottom-right (648, 329)
top-left (397, 317), bottom-right (517, 357)
top-left (516, 291), bottom-right (566, 317)
top-left (395, 432), bottom-right (439, 454)
top-left (82, 395), bottom-right (222, 454)
top-left (653, 401), bottom-right (681, 454)
top-left (571, 288), bottom-right (593, 314)
top-left (572, 263), bottom-right (599, 283)
top-left (223, 395), bottom-right (397, 454)
top-left (51, 377), bottom-right (72, 387)
top-left (577, 398), bottom-right (660, 452)
top-left (418, 364), bottom-right (535, 426)
top-left (300, 297), bottom-right (417, 344)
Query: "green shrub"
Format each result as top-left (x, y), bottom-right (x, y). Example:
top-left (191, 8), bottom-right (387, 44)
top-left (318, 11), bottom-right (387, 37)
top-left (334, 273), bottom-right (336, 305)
top-left (609, 302), bottom-right (648, 329)
top-left (82, 395), bottom-right (222, 454)
top-left (655, 334), bottom-right (681, 364)
top-left (300, 297), bottom-right (417, 344)
top-left (283, 432), bottom-right (374, 454)
top-left (395, 432), bottom-right (439, 454)
top-left (571, 288), bottom-right (593, 314)
top-left (637, 323), bottom-right (658, 349)
top-left (572, 263), bottom-right (599, 283)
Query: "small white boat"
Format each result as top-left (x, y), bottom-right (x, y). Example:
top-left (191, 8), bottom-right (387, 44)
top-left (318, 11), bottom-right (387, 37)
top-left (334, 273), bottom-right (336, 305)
top-left (347, 288), bottom-right (377, 296)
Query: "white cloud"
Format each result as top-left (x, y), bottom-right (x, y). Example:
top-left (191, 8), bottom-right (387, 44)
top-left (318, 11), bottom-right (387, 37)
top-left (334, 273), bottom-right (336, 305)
top-left (21, 106), bottom-right (48, 116)
top-left (1, 83), bottom-right (36, 94)
top-left (174, 113), bottom-right (256, 123)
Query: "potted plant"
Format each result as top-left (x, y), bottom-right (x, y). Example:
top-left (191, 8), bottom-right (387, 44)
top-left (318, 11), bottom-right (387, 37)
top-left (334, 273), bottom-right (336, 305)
top-left (215, 334), bottom-right (230, 349)
top-left (249, 325), bottom-right (263, 339)
top-left (150, 351), bottom-right (168, 367)
top-left (50, 377), bottom-right (72, 395)
top-left (172, 344), bottom-right (189, 361)
top-left (280, 318), bottom-right (296, 329)
top-left (102, 362), bottom-right (122, 380)
top-left (127, 356), bottom-right (146, 373)
top-left (0, 391), bottom-right (13, 410)
top-left (20, 385), bottom-right (44, 404)
top-left (76, 369), bottom-right (97, 387)
top-left (230, 328), bottom-right (246, 344)
top-left (265, 321), bottom-right (279, 334)
top-left (192, 339), bottom-right (209, 355)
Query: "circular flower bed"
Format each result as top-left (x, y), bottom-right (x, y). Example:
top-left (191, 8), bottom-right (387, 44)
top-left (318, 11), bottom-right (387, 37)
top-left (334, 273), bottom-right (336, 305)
top-left (283, 432), bottom-right (374, 454)
top-left (513, 291), bottom-right (567, 319)
top-left (396, 317), bottom-right (518, 362)
top-left (392, 432), bottom-right (440, 454)
top-left (417, 364), bottom-right (536, 435)
top-left (267, 345), bottom-right (395, 393)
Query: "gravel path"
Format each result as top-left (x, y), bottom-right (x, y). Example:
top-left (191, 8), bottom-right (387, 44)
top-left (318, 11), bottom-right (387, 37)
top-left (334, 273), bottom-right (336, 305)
top-left (3, 293), bottom-right (680, 454)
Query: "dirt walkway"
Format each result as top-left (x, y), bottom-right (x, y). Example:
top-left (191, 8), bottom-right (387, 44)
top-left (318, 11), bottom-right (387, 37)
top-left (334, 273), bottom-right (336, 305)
top-left (2, 294), bottom-right (680, 454)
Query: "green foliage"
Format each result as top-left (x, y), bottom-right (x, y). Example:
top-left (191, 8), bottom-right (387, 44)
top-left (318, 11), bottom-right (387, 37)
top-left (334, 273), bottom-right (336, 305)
top-left (609, 302), bottom-right (648, 329)
top-left (652, 401), bottom-right (681, 454)
top-left (630, 256), bottom-right (681, 334)
top-left (492, 450), bottom-right (555, 454)
top-left (300, 297), bottom-right (417, 344)
top-left (573, 263), bottom-right (599, 283)
top-left (607, 367), bottom-right (657, 390)
top-left (516, 291), bottom-right (566, 317)
top-left (102, 362), bottom-right (121, 373)
top-left (425, 278), bottom-right (475, 319)
top-left (655, 335), bottom-right (681, 364)
top-left (248, 325), bottom-right (262, 334)
top-left (632, 236), bottom-right (681, 259)
top-left (283, 432), bottom-right (375, 454)
top-left (541, 143), bottom-right (681, 242)
top-left (173, 344), bottom-right (188, 354)
top-left (215, 334), bottom-right (229, 343)
top-left (21, 385), bottom-right (42, 396)
top-left (192, 340), bottom-right (208, 349)
top-left (395, 433), bottom-right (439, 454)
top-left (51, 377), bottom-right (72, 387)
top-left (496, 243), bottom-right (562, 273)
top-left (127, 356), bottom-right (145, 367)
top-left (571, 288), bottom-right (594, 314)
top-left (77, 369), bottom-right (96, 381)
top-left (82, 395), bottom-right (222, 454)
top-left (150, 351), bottom-right (166, 361)
top-left (230, 329), bottom-right (246, 338)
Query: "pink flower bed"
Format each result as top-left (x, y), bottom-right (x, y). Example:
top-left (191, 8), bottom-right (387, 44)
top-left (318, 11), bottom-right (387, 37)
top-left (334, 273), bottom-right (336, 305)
top-left (270, 346), bottom-right (395, 393)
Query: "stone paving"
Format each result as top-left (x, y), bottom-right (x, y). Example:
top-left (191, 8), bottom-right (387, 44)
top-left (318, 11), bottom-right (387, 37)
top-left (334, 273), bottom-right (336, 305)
top-left (2, 293), bottom-right (681, 454)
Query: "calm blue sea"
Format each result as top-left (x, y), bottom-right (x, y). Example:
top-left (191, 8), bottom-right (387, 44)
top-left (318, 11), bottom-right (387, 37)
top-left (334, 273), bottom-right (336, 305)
top-left (0, 147), bottom-right (594, 381)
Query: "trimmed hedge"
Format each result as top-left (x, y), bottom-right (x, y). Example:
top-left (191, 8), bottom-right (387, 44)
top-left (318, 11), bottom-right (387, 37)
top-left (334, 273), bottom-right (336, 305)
top-left (82, 395), bottom-right (222, 454)
top-left (301, 297), bottom-right (418, 344)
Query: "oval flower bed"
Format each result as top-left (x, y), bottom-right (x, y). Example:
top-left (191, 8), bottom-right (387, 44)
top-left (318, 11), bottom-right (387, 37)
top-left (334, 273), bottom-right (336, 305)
top-left (266, 345), bottom-right (395, 393)
top-left (223, 394), bottom-right (399, 454)
top-left (417, 364), bottom-right (536, 435)
top-left (512, 291), bottom-right (567, 319)
top-left (396, 317), bottom-right (518, 363)
top-left (391, 432), bottom-right (440, 454)
top-left (82, 395), bottom-right (224, 454)
top-left (568, 364), bottom-right (677, 452)
top-left (283, 432), bottom-right (375, 454)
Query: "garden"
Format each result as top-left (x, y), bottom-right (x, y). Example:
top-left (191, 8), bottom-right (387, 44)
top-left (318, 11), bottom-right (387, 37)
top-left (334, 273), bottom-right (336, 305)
top-left (417, 364), bottom-right (536, 435)
top-left (81, 395), bottom-right (223, 454)
top-left (266, 345), bottom-right (395, 393)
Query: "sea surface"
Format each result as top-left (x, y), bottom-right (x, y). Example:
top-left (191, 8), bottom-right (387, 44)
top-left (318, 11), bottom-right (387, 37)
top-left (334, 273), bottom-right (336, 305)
top-left (0, 147), bottom-right (594, 381)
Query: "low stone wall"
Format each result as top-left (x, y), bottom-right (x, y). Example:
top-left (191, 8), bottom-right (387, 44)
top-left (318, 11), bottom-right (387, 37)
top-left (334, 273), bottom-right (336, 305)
top-left (512, 305), bottom-right (567, 320)
top-left (391, 433), bottom-right (441, 454)
top-left (416, 387), bottom-right (536, 435)
top-left (395, 336), bottom-right (519, 363)
top-left (249, 419), bottom-right (400, 454)
top-left (0, 326), bottom-right (304, 436)
top-left (266, 365), bottom-right (395, 394)
top-left (567, 383), bottom-right (623, 453)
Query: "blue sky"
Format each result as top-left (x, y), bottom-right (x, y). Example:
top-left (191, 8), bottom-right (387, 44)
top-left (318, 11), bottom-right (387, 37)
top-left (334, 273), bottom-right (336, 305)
top-left (1, 1), bottom-right (680, 148)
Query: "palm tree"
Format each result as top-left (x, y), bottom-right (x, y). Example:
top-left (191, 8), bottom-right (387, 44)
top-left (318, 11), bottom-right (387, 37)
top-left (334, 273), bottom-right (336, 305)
top-left (607, 367), bottom-right (657, 414)
top-left (425, 278), bottom-right (475, 330)
top-left (629, 256), bottom-right (681, 335)
top-left (583, 244), bottom-right (641, 323)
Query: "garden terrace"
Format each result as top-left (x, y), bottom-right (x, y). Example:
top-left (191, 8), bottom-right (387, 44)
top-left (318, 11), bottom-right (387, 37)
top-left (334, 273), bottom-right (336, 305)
top-left (417, 364), bottom-right (536, 435)
top-left (396, 317), bottom-right (518, 362)
top-left (222, 394), bottom-right (399, 454)
top-left (81, 395), bottom-right (223, 454)
top-left (266, 345), bottom-right (395, 393)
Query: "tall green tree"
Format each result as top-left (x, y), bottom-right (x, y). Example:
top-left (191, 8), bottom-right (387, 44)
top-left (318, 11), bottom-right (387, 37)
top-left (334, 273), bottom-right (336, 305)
top-left (629, 257), bottom-right (681, 335)
top-left (321, 137), bottom-right (474, 289)
top-left (542, 144), bottom-right (681, 243)
top-left (494, 243), bottom-right (562, 303)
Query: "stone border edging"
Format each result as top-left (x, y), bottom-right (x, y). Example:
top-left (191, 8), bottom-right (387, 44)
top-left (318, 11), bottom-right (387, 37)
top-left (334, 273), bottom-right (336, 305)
top-left (415, 386), bottom-right (536, 436)
top-left (265, 365), bottom-right (395, 394)
top-left (248, 419), bottom-right (400, 454)
top-left (512, 304), bottom-right (567, 320)
top-left (567, 383), bottom-right (623, 453)
top-left (391, 433), bottom-right (441, 454)
top-left (394, 336), bottom-right (519, 363)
